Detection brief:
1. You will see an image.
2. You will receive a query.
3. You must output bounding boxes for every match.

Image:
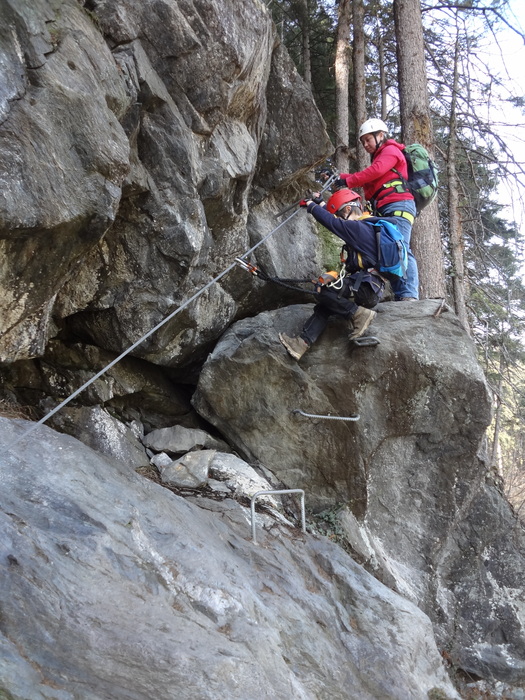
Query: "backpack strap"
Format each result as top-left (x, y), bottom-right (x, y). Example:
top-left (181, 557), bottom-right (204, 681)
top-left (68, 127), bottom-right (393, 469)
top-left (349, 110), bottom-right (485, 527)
top-left (373, 223), bottom-right (382, 268)
top-left (341, 244), bottom-right (366, 272)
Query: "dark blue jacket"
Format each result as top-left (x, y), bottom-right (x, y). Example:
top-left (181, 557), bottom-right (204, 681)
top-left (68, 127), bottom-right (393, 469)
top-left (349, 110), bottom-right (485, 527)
top-left (307, 203), bottom-right (384, 274)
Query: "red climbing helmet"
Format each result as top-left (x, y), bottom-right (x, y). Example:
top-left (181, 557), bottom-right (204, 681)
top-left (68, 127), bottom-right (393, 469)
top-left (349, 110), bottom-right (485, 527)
top-left (326, 188), bottom-right (362, 215)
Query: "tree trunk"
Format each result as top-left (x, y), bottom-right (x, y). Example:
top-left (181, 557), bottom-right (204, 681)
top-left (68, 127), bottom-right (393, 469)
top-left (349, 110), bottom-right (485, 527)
top-left (393, 0), bottom-right (446, 299)
top-left (447, 32), bottom-right (470, 331)
top-left (334, 0), bottom-right (352, 173)
top-left (375, 17), bottom-right (388, 121)
top-left (491, 387), bottom-right (503, 475)
top-left (301, 0), bottom-right (312, 89)
top-left (352, 0), bottom-right (368, 171)
top-left (294, 0), bottom-right (312, 89)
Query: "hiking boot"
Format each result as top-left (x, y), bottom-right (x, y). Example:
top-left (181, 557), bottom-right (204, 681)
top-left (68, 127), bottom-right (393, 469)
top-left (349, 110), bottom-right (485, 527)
top-left (397, 297), bottom-right (417, 301)
top-left (349, 307), bottom-right (376, 340)
top-left (279, 333), bottom-right (309, 360)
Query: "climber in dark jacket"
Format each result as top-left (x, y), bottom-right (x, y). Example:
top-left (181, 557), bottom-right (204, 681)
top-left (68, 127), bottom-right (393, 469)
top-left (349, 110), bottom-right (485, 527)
top-left (279, 188), bottom-right (384, 361)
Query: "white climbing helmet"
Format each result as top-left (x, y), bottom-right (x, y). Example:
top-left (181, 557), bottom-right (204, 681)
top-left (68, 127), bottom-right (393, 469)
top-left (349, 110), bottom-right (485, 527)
top-left (358, 118), bottom-right (389, 139)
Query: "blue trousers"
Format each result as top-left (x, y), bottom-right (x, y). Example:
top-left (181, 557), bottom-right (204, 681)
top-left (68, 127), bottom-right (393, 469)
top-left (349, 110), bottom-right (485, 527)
top-left (377, 200), bottom-right (419, 299)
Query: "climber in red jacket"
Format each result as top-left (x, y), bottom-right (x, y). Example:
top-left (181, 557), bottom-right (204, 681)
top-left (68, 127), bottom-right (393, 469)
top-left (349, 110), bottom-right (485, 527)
top-left (335, 118), bottom-right (419, 300)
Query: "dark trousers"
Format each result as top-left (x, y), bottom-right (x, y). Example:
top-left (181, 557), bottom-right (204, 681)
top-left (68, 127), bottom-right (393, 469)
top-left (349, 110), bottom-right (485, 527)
top-left (300, 282), bottom-right (379, 346)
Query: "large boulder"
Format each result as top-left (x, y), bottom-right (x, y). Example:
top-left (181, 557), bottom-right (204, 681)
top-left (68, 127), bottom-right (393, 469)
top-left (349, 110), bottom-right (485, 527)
top-left (0, 416), bottom-right (458, 699)
top-left (192, 299), bottom-right (525, 683)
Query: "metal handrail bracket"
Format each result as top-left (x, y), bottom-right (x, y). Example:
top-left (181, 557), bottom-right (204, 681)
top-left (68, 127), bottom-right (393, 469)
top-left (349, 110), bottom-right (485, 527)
top-left (250, 489), bottom-right (306, 544)
top-left (292, 409), bottom-right (360, 422)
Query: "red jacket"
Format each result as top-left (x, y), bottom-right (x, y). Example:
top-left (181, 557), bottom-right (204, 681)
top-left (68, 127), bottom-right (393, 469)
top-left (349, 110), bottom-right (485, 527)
top-left (340, 139), bottom-right (414, 208)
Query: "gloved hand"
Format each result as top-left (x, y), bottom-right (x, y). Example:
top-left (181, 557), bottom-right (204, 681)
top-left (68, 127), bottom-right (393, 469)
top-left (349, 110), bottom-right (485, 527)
top-left (299, 199), bottom-right (312, 208)
top-left (334, 177), bottom-right (348, 189)
top-left (312, 193), bottom-right (325, 205)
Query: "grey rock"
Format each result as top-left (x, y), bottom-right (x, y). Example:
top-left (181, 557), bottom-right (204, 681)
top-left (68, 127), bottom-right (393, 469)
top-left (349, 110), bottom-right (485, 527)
top-left (0, 417), bottom-right (459, 700)
top-left (207, 478), bottom-right (232, 494)
top-left (129, 419), bottom-right (144, 439)
top-left (337, 505), bottom-right (379, 568)
top-left (150, 452), bottom-right (173, 469)
top-left (0, 0), bottom-right (131, 362)
top-left (49, 405), bottom-right (149, 469)
top-left (143, 424), bottom-right (229, 455)
top-left (4, 340), bottom-right (199, 432)
top-left (253, 41), bottom-right (332, 195)
top-left (210, 451), bottom-right (279, 509)
top-left (160, 449), bottom-right (214, 488)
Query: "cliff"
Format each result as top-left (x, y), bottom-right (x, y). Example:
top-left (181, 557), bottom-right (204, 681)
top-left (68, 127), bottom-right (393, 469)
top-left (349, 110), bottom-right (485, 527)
top-left (1, 0), bottom-right (525, 698)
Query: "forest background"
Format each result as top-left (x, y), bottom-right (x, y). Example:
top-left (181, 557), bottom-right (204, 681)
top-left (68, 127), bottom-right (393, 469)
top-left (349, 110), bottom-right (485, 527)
top-left (269, 0), bottom-right (525, 514)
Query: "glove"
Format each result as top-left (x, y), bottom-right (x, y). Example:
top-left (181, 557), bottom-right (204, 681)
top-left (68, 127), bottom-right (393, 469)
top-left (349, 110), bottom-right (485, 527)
top-left (312, 195), bottom-right (324, 205)
top-left (334, 177), bottom-right (348, 189)
top-left (299, 199), bottom-right (310, 208)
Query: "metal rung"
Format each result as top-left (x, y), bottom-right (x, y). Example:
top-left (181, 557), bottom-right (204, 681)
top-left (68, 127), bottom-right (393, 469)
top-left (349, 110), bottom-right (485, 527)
top-left (250, 489), bottom-right (306, 544)
top-left (352, 336), bottom-right (380, 347)
top-left (292, 409), bottom-right (360, 422)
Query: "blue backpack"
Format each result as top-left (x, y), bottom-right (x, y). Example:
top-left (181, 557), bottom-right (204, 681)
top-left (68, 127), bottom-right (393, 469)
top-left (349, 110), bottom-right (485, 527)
top-left (363, 218), bottom-right (408, 280)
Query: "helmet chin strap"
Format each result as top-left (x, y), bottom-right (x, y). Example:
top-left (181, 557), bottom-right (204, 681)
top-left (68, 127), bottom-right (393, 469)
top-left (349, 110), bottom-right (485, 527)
top-left (373, 131), bottom-right (386, 151)
top-left (340, 204), bottom-right (361, 220)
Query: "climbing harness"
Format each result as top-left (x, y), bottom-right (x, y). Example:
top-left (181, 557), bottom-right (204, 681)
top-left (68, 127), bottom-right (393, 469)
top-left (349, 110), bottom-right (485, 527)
top-left (235, 257), bottom-right (384, 342)
top-left (7, 175), bottom-right (337, 452)
top-left (234, 258), bottom-right (352, 297)
top-left (391, 210), bottom-right (415, 225)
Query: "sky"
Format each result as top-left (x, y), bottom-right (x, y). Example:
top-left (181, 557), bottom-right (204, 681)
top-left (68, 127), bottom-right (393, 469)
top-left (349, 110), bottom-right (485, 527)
top-left (481, 0), bottom-right (525, 234)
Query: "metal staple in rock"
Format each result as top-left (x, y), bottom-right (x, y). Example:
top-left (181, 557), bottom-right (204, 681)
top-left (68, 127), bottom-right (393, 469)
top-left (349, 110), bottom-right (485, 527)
top-left (292, 409), bottom-right (360, 422)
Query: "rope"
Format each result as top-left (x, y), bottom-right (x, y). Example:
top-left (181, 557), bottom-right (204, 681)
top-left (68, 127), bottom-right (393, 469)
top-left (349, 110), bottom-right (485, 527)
top-left (263, 279), bottom-right (319, 296)
top-left (254, 268), bottom-right (319, 296)
top-left (6, 175), bottom-right (337, 452)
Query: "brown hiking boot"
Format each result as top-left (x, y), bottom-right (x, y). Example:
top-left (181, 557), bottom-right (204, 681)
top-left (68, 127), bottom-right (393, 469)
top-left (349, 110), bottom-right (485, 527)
top-left (279, 333), bottom-right (309, 360)
top-left (349, 307), bottom-right (376, 340)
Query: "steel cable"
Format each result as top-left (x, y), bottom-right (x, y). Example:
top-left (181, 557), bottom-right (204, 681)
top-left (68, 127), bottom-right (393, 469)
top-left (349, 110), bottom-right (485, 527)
top-left (6, 175), bottom-right (338, 451)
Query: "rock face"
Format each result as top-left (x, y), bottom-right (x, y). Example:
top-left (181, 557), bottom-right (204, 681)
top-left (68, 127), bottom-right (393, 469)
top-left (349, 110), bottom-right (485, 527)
top-left (1, 0), bottom-right (525, 695)
top-left (0, 0), bottom-right (131, 362)
top-left (193, 300), bottom-right (525, 682)
top-left (0, 417), bottom-right (459, 700)
top-left (0, 0), bottom-right (331, 369)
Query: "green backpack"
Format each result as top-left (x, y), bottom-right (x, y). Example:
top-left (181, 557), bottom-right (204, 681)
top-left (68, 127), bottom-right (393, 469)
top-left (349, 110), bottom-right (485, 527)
top-left (396, 144), bottom-right (439, 214)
